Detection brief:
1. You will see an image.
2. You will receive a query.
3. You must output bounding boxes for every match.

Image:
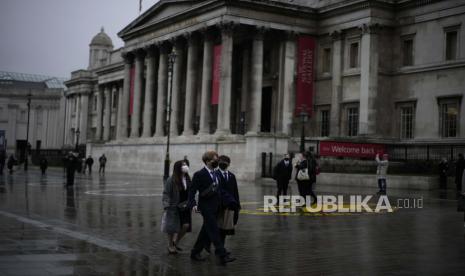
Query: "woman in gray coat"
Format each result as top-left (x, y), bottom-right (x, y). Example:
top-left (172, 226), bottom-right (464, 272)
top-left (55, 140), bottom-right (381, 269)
top-left (162, 160), bottom-right (192, 254)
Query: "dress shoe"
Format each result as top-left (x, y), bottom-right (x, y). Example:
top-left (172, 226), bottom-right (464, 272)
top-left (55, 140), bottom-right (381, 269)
top-left (190, 253), bottom-right (206, 261)
top-left (218, 255), bottom-right (236, 265)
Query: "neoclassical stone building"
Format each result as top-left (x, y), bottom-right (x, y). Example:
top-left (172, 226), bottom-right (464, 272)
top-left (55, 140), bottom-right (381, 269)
top-left (65, 0), bottom-right (465, 179)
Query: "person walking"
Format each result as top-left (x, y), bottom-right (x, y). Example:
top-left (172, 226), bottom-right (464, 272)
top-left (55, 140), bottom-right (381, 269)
top-left (376, 153), bottom-right (389, 195)
top-left (66, 152), bottom-right (79, 187)
top-left (99, 154), bottom-right (107, 174)
top-left (273, 153), bottom-right (293, 199)
top-left (85, 155), bottom-right (94, 175)
top-left (216, 155), bottom-right (241, 247)
top-left (0, 149), bottom-right (6, 175)
top-left (7, 154), bottom-right (17, 175)
top-left (455, 153), bottom-right (465, 194)
top-left (439, 157), bottom-right (449, 189)
top-left (295, 152), bottom-right (317, 205)
top-left (188, 150), bottom-right (235, 265)
top-left (39, 156), bottom-right (48, 175)
top-left (162, 160), bottom-right (192, 254)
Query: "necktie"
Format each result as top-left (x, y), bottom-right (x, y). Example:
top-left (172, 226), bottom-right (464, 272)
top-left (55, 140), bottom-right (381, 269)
top-left (223, 172), bottom-right (228, 181)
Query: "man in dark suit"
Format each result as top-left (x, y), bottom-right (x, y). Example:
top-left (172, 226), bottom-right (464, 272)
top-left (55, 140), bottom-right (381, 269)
top-left (188, 150), bottom-right (235, 265)
top-left (273, 153), bottom-right (293, 199)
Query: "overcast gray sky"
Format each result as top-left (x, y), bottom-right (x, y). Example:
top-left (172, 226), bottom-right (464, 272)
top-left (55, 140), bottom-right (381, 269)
top-left (0, 0), bottom-right (159, 78)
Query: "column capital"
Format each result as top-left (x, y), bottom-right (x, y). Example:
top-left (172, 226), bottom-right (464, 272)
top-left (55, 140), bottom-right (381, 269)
top-left (184, 32), bottom-right (200, 46)
top-left (254, 26), bottom-right (268, 40)
top-left (121, 51), bottom-right (134, 64)
top-left (218, 21), bottom-right (236, 35)
top-left (157, 41), bottom-right (171, 54)
top-left (284, 30), bottom-right (298, 41)
top-left (144, 45), bottom-right (157, 57)
top-left (359, 23), bottom-right (382, 35)
top-left (135, 49), bottom-right (146, 60)
top-left (330, 30), bottom-right (345, 41)
top-left (199, 27), bottom-right (215, 41)
top-left (169, 36), bottom-right (185, 48)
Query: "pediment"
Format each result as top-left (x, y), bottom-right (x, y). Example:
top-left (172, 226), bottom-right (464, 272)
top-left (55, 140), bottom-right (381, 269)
top-left (119, 0), bottom-right (205, 39)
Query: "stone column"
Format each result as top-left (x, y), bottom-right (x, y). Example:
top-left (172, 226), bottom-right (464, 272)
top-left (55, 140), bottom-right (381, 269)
top-left (281, 31), bottom-right (297, 135)
top-left (154, 44), bottom-right (169, 137)
top-left (240, 48), bottom-right (250, 119)
top-left (130, 50), bottom-right (145, 138)
top-left (248, 28), bottom-right (265, 134)
top-left (359, 24), bottom-right (379, 136)
top-left (215, 23), bottom-right (234, 135)
top-left (103, 85), bottom-right (111, 141)
top-left (170, 40), bottom-right (184, 136)
top-left (182, 34), bottom-right (199, 136)
top-left (330, 31), bottom-right (344, 137)
top-left (79, 93), bottom-right (89, 143)
top-left (118, 54), bottom-right (133, 139)
top-left (65, 97), bottom-right (72, 145)
top-left (142, 47), bottom-right (158, 137)
top-left (95, 88), bottom-right (103, 141)
top-left (198, 32), bottom-right (214, 135)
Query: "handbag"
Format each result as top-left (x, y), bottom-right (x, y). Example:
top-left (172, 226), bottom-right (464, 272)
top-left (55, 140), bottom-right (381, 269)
top-left (296, 161), bottom-right (310, 181)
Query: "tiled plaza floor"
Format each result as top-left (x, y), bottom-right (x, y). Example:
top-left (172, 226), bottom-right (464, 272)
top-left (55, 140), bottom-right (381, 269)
top-left (0, 168), bottom-right (464, 275)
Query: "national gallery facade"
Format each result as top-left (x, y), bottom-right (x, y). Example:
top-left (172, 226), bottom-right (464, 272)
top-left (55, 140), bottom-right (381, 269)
top-left (65, 0), bottom-right (465, 179)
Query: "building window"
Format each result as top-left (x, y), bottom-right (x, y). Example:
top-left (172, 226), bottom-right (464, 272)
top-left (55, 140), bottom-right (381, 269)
top-left (402, 38), bottom-right (414, 66)
top-left (439, 100), bottom-right (459, 138)
top-left (445, 30), bottom-right (458, 61)
top-left (320, 110), bottom-right (330, 137)
top-left (349, 42), bottom-right (359, 68)
top-left (347, 107), bottom-right (359, 136)
top-left (322, 48), bottom-right (331, 73)
top-left (400, 106), bottom-right (415, 139)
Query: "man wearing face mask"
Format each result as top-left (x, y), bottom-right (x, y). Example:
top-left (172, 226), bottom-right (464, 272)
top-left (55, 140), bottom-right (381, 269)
top-left (188, 150), bottom-right (235, 265)
top-left (216, 155), bottom-right (241, 246)
top-left (273, 153), bottom-right (293, 199)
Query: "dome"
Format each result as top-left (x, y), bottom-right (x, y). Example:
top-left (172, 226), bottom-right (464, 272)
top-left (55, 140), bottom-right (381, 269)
top-left (90, 27), bottom-right (113, 47)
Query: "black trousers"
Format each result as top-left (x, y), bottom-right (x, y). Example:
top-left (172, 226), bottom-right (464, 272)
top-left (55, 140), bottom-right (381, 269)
top-left (99, 165), bottom-right (105, 173)
top-left (191, 206), bottom-right (226, 257)
top-left (277, 180), bottom-right (289, 197)
top-left (87, 164), bottom-right (92, 174)
top-left (66, 171), bottom-right (75, 186)
top-left (297, 180), bottom-right (317, 204)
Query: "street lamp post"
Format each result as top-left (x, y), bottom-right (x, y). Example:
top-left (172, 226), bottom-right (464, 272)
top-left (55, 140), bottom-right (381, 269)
top-left (300, 110), bottom-right (308, 153)
top-left (163, 49), bottom-right (177, 181)
top-left (24, 92), bottom-right (32, 171)
top-left (75, 128), bottom-right (80, 152)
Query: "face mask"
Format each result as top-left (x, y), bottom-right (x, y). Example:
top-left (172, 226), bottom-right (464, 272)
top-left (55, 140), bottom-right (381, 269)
top-left (181, 165), bottom-right (189, 173)
top-left (219, 162), bottom-right (228, 170)
top-left (210, 160), bottom-right (219, 169)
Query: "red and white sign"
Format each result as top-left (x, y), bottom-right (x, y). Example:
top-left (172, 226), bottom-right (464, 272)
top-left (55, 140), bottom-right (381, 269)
top-left (295, 35), bottom-right (315, 116)
top-left (319, 141), bottom-right (386, 158)
top-left (211, 44), bottom-right (222, 105)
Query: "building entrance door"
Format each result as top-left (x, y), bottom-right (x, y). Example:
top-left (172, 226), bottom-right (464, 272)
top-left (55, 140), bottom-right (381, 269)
top-left (261, 87), bottom-right (272, 132)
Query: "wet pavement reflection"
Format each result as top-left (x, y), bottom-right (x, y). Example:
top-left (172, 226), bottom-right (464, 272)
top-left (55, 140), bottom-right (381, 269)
top-left (0, 168), bottom-right (464, 275)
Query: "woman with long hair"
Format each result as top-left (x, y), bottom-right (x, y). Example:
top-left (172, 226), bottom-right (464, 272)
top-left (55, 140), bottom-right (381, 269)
top-left (161, 160), bottom-right (192, 254)
top-left (295, 151), bottom-right (317, 205)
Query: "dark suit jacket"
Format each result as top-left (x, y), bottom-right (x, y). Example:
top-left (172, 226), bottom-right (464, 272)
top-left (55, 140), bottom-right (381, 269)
top-left (216, 170), bottom-right (241, 224)
top-left (188, 167), bottom-right (220, 211)
top-left (273, 160), bottom-right (293, 183)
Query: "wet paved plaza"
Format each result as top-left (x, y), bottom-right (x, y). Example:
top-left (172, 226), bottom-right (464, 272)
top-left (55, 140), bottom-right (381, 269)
top-left (0, 168), bottom-right (464, 276)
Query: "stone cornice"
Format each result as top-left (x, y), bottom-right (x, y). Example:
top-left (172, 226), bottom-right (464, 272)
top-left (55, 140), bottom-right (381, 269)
top-left (94, 62), bottom-right (124, 76)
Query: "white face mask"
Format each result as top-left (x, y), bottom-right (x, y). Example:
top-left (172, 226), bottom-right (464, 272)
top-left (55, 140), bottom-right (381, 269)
top-left (181, 165), bottom-right (189, 173)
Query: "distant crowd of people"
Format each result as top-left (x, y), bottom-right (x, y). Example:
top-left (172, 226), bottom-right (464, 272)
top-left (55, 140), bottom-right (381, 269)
top-left (63, 152), bottom-right (107, 186)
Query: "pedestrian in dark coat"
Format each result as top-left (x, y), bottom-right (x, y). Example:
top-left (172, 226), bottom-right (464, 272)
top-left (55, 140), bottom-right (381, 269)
top-left (85, 155), bottom-right (94, 174)
top-left (455, 153), bottom-right (465, 193)
top-left (188, 150), bottom-right (235, 265)
top-left (39, 156), bottom-right (48, 175)
top-left (439, 157), bottom-right (449, 189)
top-left (295, 152), bottom-right (317, 204)
top-left (66, 152), bottom-right (79, 186)
top-left (273, 153), bottom-right (293, 198)
top-left (216, 155), bottom-right (241, 246)
top-left (99, 154), bottom-right (107, 174)
top-left (162, 160), bottom-right (192, 254)
top-left (7, 155), bottom-right (17, 175)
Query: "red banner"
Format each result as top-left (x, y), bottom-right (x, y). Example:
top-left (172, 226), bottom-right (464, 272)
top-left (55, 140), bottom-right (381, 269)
top-left (319, 141), bottom-right (386, 158)
top-left (211, 44), bottom-right (222, 105)
top-left (129, 65), bottom-right (135, 115)
top-left (295, 35), bottom-right (315, 116)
